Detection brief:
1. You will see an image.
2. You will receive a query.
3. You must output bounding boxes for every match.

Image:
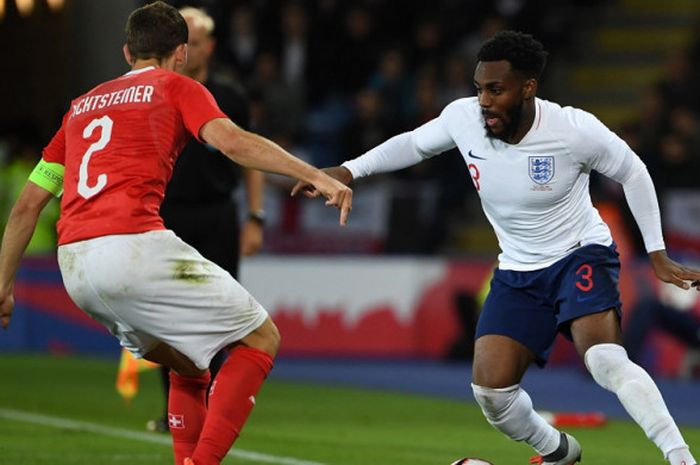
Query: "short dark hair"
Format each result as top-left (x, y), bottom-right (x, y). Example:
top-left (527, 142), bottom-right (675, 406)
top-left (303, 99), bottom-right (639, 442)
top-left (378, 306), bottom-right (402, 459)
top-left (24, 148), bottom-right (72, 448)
top-left (477, 31), bottom-right (548, 79)
top-left (125, 1), bottom-right (188, 61)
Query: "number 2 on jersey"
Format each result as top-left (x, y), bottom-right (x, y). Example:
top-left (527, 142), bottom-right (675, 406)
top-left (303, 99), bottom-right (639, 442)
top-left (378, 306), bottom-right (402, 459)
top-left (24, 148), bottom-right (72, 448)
top-left (78, 115), bottom-right (113, 199)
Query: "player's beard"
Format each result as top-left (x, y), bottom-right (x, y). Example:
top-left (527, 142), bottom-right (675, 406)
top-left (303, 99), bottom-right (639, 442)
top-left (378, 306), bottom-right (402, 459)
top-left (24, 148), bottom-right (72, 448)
top-left (484, 102), bottom-right (523, 142)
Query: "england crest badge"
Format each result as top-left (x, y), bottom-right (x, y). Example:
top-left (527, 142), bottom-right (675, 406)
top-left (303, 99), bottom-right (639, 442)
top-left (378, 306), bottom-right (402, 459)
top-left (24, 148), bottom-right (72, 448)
top-left (529, 156), bottom-right (554, 185)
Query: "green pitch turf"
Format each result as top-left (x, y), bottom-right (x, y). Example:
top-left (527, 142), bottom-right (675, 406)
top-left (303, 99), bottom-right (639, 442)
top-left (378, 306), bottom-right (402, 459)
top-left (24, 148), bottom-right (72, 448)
top-left (0, 354), bottom-right (697, 465)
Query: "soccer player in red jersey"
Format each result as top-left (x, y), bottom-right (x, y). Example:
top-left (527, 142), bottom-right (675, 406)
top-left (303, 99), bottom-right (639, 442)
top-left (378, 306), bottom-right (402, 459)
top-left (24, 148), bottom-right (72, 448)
top-left (0, 3), bottom-right (351, 465)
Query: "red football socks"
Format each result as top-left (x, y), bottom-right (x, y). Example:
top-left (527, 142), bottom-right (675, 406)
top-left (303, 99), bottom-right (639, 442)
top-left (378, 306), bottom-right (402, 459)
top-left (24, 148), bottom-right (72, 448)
top-left (191, 346), bottom-right (274, 465)
top-left (168, 371), bottom-right (211, 465)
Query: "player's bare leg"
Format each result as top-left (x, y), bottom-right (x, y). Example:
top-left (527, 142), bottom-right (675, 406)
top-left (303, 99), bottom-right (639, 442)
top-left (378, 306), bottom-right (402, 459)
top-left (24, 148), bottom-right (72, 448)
top-left (144, 344), bottom-right (210, 464)
top-left (190, 317), bottom-right (280, 465)
top-left (471, 336), bottom-right (575, 463)
top-left (573, 309), bottom-right (696, 465)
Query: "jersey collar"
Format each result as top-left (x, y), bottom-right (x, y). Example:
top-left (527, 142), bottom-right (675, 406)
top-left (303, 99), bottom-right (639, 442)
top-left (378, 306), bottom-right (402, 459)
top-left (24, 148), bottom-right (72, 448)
top-left (124, 66), bottom-right (156, 76)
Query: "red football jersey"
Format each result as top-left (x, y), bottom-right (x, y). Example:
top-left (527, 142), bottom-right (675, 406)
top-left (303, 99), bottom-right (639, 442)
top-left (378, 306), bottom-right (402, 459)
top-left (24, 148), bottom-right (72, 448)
top-left (42, 67), bottom-right (227, 245)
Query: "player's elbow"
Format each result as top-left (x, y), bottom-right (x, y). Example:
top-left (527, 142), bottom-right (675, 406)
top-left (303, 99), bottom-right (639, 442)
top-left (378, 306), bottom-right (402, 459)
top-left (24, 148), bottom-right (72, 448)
top-left (7, 200), bottom-right (42, 230)
top-left (201, 118), bottom-right (254, 165)
top-left (219, 129), bottom-right (261, 167)
top-left (219, 131), bottom-right (247, 162)
top-left (12, 184), bottom-right (52, 217)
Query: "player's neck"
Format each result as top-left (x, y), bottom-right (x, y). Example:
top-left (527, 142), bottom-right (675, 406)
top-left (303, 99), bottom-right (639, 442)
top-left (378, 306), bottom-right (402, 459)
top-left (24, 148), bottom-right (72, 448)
top-left (131, 56), bottom-right (178, 73)
top-left (508, 99), bottom-right (536, 144)
top-left (131, 60), bottom-right (159, 71)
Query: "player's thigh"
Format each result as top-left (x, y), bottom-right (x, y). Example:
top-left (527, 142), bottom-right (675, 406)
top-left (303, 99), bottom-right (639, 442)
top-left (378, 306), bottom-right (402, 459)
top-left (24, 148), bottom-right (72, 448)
top-left (475, 268), bottom-right (558, 369)
top-left (123, 232), bottom-right (268, 369)
top-left (556, 243), bottom-right (622, 336)
top-left (473, 334), bottom-right (535, 387)
top-left (234, 317), bottom-right (281, 357)
top-left (557, 244), bottom-right (623, 356)
top-left (569, 309), bottom-right (622, 358)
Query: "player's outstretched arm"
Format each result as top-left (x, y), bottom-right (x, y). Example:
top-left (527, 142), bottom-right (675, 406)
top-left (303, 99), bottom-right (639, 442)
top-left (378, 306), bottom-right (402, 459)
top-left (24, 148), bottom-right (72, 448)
top-left (649, 250), bottom-right (700, 291)
top-left (200, 118), bottom-right (352, 225)
top-left (0, 182), bottom-right (54, 329)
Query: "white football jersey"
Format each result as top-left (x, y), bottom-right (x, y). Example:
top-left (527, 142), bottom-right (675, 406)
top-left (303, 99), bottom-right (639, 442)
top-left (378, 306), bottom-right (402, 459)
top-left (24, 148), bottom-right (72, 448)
top-left (412, 97), bottom-right (642, 271)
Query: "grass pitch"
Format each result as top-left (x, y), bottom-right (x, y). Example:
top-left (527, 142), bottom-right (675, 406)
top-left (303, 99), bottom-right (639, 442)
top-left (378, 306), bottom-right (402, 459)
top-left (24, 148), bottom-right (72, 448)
top-left (0, 354), bottom-right (697, 465)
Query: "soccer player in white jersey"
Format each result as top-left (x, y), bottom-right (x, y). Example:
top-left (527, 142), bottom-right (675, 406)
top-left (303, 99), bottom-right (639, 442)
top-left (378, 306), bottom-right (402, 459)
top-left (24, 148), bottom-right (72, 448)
top-left (293, 31), bottom-right (699, 465)
top-left (0, 3), bottom-right (351, 465)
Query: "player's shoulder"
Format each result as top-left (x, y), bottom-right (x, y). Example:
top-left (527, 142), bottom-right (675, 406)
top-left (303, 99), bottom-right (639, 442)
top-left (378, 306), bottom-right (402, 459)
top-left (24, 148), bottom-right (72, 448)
top-left (537, 98), bottom-right (614, 155)
top-left (157, 68), bottom-right (202, 88)
top-left (538, 98), bottom-right (607, 134)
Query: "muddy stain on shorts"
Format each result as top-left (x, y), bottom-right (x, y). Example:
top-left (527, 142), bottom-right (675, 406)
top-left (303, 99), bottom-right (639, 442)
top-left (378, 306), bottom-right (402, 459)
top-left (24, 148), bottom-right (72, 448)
top-left (172, 259), bottom-right (210, 284)
top-left (59, 249), bottom-right (76, 274)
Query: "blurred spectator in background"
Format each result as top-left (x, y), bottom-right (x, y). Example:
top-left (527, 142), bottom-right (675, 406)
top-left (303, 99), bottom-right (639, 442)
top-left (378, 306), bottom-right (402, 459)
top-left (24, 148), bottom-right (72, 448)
top-left (625, 279), bottom-right (700, 376)
top-left (221, 4), bottom-right (260, 84)
top-left (278, 2), bottom-right (310, 91)
top-left (654, 129), bottom-right (700, 197)
top-left (150, 5), bottom-right (266, 433)
top-left (248, 50), bottom-right (306, 142)
top-left (408, 16), bottom-right (447, 72)
top-left (342, 89), bottom-right (392, 161)
top-left (367, 47), bottom-right (415, 134)
top-left (439, 53), bottom-right (476, 107)
top-left (459, 13), bottom-right (509, 69)
top-left (656, 49), bottom-right (700, 114)
top-left (335, 5), bottom-right (380, 95)
top-left (625, 84), bottom-right (670, 166)
top-left (0, 126), bottom-right (58, 256)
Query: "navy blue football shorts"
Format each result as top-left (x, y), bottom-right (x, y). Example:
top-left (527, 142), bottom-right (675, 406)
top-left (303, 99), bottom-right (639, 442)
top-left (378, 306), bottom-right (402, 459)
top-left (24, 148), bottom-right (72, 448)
top-left (475, 243), bottom-right (622, 366)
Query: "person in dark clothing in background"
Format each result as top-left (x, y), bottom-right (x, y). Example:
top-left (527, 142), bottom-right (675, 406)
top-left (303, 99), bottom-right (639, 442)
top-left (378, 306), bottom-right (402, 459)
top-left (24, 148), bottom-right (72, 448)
top-left (149, 6), bottom-right (266, 433)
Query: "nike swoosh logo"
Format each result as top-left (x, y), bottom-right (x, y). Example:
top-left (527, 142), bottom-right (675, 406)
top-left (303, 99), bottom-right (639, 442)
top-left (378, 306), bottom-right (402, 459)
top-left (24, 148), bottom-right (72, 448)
top-left (468, 150), bottom-right (487, 160)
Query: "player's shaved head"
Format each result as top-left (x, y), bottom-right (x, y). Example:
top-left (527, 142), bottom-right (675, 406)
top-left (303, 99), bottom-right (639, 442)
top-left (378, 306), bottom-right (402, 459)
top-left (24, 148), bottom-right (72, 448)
top-left (125, 1), bottom-right (188, 61)
top-left (477, 31), bottom-right (548, 80)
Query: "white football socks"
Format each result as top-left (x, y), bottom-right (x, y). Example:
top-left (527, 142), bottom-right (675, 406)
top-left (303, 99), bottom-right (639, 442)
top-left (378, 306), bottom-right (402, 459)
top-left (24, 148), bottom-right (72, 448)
top-left (585, 343), bottom-right (696, 465)
top-left (471, 383), bottom-right (561, 456)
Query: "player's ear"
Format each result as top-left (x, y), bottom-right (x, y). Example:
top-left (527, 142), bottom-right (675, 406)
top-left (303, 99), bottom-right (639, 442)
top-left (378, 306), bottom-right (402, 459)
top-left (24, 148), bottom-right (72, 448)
top-left (522, 78), bottom-right (537, 100)
top-left (123, 44), bottom-right (134, 66)
top-left (175, 43), bottom-right (188, 68)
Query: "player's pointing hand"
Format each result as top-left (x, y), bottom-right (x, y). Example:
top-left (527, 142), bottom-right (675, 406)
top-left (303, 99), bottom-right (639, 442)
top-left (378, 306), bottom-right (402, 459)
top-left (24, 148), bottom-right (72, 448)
top-left (309, 172), bottom-right (353, 225)
top-left (292, 166), bottom-right (354, 200)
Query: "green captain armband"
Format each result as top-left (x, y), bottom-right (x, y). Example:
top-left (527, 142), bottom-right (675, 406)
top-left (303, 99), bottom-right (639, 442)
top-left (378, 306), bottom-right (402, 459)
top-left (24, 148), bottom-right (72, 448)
top-left (29, 159), bottom-right (65, 197)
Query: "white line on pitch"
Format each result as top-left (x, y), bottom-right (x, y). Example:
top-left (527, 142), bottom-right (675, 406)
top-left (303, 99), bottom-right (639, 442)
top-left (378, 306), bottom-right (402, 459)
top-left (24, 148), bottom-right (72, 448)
top-left (0, 408), bottom-right (328, 465)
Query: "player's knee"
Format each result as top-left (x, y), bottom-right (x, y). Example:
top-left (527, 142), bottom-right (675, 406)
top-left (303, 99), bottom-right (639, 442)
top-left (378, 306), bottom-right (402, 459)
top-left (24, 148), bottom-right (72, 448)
top-left (471, 383), bottom-right (523, 422)
top-left (584, 343), bottom-right (630, 391)
top-left (265, 321), bottom-right (281, 357)
top-left (240, 318), bottom-right (281, 358)
top-left (472, 383), bottom-right (537, 440)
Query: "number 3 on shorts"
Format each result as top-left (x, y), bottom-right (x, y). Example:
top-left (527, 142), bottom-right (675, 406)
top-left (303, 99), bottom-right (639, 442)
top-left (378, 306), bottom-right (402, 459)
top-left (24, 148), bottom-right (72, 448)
top-left (575, 263), bottom-right (594, 292)
top-left (78, 115), bottom-right (113, 199)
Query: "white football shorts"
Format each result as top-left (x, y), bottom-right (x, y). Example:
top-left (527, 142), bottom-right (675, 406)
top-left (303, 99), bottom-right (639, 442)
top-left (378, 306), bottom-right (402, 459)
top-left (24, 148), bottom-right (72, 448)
top-left (57, 229), bottom-right (269, 369)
